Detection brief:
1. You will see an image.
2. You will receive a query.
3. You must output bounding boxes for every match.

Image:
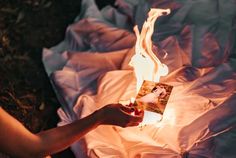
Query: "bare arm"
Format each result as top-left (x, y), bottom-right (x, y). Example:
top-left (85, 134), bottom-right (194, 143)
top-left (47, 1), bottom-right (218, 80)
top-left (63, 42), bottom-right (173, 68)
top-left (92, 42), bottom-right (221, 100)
top-left (0, 104), bottom-right (143, 158)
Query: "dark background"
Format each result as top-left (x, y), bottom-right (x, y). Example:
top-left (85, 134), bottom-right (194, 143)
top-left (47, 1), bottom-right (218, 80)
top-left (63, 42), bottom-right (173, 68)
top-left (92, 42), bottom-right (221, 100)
top-left (0, 0), bottom-right (114, 157)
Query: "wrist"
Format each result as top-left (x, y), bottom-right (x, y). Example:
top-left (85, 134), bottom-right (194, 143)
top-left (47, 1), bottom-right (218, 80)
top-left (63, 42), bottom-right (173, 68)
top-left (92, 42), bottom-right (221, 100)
top-left (93, 108), bottom-right (105, 126)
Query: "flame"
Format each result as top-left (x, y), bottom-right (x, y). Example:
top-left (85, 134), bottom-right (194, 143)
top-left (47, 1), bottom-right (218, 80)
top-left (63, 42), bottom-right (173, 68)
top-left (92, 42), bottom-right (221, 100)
top-left (130, 97), bottom-right (135, 104)
top-left (129, 8), bottom-right (171, 93)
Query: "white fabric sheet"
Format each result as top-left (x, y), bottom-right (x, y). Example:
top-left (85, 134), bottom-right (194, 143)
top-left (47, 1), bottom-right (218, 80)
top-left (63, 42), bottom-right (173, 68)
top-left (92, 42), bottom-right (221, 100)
top-left (43, 0), bottom-right (236, 157)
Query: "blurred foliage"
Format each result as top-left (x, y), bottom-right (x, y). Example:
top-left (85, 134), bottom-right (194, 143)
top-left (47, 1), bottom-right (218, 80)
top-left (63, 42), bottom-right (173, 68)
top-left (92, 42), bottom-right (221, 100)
top-left (0, 0), bottom-right (81, 133)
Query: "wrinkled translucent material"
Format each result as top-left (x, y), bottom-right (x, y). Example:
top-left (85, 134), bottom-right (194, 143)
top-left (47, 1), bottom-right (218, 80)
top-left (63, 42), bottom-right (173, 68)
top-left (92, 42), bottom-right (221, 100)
top-left (43, 0), bottom-right (236, 157)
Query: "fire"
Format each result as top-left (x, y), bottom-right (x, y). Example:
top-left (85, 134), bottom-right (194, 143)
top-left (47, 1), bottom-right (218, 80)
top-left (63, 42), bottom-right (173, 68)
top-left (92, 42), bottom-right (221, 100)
top-left (129, 8), bottom-right (170, 93)
top-left (128, 8), bottom-right (171, 125)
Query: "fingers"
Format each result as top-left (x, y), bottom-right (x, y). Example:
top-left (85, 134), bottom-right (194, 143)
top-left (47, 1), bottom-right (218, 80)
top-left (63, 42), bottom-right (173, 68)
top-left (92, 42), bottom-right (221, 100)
top-left (119, 104), bottom-right (144, 127)
top-left (128, 112), bottom-right (143, 122)
top-left (103, 103), bottom-right (144, 128)
top-left (123, 109), bottom-right (143, 123)
top-left (135, 109), bottom-right (144, 117)
top-left (120, 105), bottom-right (135, 113)
top-left (120, 104), bottom-right (144, 118)
top-left (128, 116), bottom-right (143, 124)
top-left (120, 113), bottom-right (143, 128)
top-left (127, 122), bottom-right (140, 127)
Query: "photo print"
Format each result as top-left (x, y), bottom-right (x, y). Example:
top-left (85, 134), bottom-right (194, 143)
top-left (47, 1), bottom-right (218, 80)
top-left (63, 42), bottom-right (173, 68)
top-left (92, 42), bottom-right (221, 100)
top-left (134, 80), bottom-right (173, 114)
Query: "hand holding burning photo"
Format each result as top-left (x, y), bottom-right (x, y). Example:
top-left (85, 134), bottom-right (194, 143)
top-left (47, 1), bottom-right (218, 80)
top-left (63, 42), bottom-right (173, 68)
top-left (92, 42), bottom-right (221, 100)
top-left (100, 103), bottom-right (144, 127)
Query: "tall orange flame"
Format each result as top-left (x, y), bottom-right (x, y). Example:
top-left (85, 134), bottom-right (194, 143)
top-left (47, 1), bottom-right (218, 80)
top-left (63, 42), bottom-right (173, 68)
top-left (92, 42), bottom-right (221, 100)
top-left (129, 8), bottom-right (171, 93)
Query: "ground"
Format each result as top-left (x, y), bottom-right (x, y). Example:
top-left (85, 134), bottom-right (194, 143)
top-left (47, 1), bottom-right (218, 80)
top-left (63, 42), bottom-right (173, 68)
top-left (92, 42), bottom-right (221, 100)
top-left (0, 0), bottom-right (114, 157)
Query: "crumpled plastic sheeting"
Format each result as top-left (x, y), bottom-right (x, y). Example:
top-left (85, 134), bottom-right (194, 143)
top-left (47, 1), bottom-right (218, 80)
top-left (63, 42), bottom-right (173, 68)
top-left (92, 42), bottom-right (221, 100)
top-left (42, 0), bottom-right (236, 157)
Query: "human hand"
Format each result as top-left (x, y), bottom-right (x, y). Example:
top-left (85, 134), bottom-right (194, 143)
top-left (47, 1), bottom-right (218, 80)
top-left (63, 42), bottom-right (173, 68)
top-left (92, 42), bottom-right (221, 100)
top-left (98, 103), bottom-right (144, 128)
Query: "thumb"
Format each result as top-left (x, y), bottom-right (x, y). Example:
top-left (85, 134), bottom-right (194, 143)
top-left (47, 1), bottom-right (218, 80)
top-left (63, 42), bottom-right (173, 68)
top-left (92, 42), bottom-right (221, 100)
top-left (120, 105), bottom-right (135, 113)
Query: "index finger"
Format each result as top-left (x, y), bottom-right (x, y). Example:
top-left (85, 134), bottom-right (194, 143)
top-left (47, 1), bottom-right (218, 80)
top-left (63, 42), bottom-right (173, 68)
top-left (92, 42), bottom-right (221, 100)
top-left (126, 112), bottom-right (144, 123)
top-left (120, 105), bottom-right (135, 113)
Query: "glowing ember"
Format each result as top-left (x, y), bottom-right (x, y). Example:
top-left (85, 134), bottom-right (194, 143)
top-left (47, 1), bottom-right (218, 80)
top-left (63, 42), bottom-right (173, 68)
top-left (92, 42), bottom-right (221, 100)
top-left (129, 8), bottom-right (170, 93)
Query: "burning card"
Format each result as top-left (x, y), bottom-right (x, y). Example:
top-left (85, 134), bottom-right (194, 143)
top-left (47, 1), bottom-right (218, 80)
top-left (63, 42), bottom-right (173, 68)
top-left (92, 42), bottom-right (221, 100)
top-left (134, 80), bottom-right (173, 115)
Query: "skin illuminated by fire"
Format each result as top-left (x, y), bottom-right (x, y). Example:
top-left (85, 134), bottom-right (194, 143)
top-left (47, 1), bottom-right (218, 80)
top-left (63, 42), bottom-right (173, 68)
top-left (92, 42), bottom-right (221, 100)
top-left (129, 8), bottom-right (171, 92)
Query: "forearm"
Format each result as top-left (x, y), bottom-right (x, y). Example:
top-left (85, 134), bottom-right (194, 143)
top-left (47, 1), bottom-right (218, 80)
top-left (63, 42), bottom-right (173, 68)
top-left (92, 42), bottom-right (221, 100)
top-left (36, 110), bottom-right (102, 156)
top-left (0, 107), bottom-right (103, 158)
top-left (0, 103), bottom-right (142, 157)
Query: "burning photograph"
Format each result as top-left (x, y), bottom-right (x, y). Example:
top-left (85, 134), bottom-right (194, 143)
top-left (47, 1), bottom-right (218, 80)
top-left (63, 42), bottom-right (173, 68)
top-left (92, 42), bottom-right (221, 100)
top-left (135, 80), bottom-right (173, 114)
